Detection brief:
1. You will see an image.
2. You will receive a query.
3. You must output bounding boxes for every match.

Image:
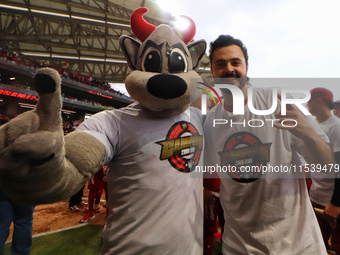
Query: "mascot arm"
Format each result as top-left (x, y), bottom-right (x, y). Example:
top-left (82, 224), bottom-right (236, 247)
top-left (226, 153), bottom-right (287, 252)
top-left (0, 68), bottom-right (105, 205)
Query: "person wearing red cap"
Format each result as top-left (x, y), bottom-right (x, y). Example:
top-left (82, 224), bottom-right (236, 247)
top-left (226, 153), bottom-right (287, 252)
top-left (308, 87), bottom-right (340, 254)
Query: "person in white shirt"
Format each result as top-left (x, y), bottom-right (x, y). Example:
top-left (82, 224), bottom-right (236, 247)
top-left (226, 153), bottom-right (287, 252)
top-left (307, 87), bottom-right (340, 254)
top-left (204, 34), bottom-right (333, 254)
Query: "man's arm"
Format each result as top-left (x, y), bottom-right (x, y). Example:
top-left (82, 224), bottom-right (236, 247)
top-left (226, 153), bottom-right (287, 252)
top-left (324, 151), bottom-right (340, 225)
top-left (331, 151), bottom-right (340, 206)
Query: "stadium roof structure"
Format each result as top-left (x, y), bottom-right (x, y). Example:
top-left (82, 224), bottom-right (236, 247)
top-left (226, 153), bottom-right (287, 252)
top-left (0, 0), bottom-right (210, 83)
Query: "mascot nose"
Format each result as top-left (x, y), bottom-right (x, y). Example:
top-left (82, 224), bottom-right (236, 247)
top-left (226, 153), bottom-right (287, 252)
top-left (147, 74), bottom-right (187, 99)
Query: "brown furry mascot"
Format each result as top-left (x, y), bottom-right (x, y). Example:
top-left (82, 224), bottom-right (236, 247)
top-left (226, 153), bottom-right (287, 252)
top-left (0, 7), bottom-right (206, 254)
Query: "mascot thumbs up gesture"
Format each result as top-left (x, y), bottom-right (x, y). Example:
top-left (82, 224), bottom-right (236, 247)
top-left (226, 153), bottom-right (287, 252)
top-left (0, 7), bottom-right (206, 254)
top-left (0, 68), bottom-right (105, 204)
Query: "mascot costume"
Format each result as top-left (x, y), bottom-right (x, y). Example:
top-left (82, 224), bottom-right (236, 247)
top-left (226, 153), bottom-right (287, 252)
top-left (0, 7), bottom-right (207, 254)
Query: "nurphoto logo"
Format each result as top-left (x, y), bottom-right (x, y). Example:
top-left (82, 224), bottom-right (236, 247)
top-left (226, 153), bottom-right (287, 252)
top-left (198, 83), bottom-right (312, 117)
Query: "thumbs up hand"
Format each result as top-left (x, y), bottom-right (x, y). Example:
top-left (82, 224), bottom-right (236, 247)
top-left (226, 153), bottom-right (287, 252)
top-left (0, 68), bottom-right (64, 176)
top-left (273, 102), bottom-right (314, 140)
top-left (0, 68), bottom-right (83, 204)
top-left (0, 68), bottom-right (106, 205)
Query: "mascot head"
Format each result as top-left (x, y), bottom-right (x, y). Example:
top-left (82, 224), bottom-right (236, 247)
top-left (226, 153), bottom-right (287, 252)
top-left (119, 7), bottom-right (206, 117)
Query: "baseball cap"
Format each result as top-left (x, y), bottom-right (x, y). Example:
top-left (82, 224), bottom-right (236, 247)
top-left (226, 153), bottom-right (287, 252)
top-left (310, 87), bottom-right (334, 109)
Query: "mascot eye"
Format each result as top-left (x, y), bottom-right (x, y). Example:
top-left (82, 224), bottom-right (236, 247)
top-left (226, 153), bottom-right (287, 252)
top-left (143, 51), bottom-right (161, 73)
top-left (168, 49), bottom-right (188, 73)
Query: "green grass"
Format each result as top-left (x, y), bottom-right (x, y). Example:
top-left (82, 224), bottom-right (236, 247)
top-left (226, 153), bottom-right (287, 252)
top-left (5, 225), bottom-right (223, 255)
top-left (4, 224), bottom-right (104, 255)
top-left (213, 240), bottom-right (222, 255)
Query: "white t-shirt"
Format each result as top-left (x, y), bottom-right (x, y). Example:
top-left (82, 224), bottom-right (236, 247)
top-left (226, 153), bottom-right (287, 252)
top-left (77, 103), bottom-right (204, 255)
top-left (204, 87), bottom-right (327, 255)
top-left (309, 115), bottom-right (340, 206)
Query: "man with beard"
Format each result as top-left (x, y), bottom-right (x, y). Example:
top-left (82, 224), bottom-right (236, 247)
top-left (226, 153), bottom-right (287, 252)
top-left (203, 35), bottom-right (332, 254)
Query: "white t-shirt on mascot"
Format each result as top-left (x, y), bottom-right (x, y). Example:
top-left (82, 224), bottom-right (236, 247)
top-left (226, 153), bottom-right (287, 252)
top-left (309, 115), bottom-right (340, 206)
top-left (77, 103), bottom-right (204, 255)
top-left (204, 87), bottom-right (328, 255)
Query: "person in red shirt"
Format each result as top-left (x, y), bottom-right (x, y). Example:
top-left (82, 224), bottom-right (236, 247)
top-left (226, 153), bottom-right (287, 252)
top-left (80, 165), bottom-right (109, 223)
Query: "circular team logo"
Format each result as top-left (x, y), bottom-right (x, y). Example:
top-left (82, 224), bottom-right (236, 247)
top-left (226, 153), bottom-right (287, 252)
top-left (156, 121), bottom-right (203, 173)
top-left (219, 132), bottom-right (271, 183)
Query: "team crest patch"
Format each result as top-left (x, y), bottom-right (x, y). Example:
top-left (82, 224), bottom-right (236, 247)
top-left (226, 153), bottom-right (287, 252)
top-left (156, 121), bottom-right (203, 173)
top-left (219, 132), bottom-right (271, 183)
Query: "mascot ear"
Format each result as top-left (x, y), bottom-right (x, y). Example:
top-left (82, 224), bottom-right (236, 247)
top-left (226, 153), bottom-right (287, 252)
top-left (188, 39), bottom-right (207, 71)
top-left (119, 35), bottom-right (141, 70)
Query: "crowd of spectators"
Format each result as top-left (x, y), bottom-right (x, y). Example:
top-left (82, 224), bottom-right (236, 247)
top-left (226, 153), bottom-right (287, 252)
top-left (63, 119), bottom-right (83, 135)
top-left (0, 48), bottom-right (129, 98)
top-left (0, 48), bottom-right (135, 119)
top-left (63, 94), bottom-right (115, 111)
top-left (0, 114), bottom-right (13, 125)
top-left (0, 114), bottom-right (81, 136)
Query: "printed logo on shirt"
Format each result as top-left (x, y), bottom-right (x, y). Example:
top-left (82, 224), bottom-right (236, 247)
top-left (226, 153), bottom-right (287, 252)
top-left (220, 132), bottom-right (271, 182)
top-left (156, 121), bottom-right (203, 173)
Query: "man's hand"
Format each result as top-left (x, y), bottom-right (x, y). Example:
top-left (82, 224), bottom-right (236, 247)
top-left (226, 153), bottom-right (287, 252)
top-left (274, 101), bottom-right (332, 165)
top-left (324, 203), bottom-right (340, 229)
top-left (273, 103), bottom-right (315, 140)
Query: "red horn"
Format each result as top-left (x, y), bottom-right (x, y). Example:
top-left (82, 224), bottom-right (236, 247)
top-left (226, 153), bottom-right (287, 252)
top-left (130, 7), bottom-right (156, 42)
top-left (172, 15), bottom-right (196, 44)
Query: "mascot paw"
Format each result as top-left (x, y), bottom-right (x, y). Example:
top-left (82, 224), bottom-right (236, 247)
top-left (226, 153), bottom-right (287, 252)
top-left (35, 68), bottom-right (59, 94)
top-left (0, 131), bottom-right (63, 176)
top-left (0, 67), bottom-right (63, 176)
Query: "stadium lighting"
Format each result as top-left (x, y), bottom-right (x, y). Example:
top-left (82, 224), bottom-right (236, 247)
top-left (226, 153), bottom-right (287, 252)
top-left (53, 54), bottom-right (78, 60)
top-left (0, 4), bottom-right (28, 11)
top-left (31, 9), bottom-right (69, 18)
top-left (0, 4), bottom-right (129, 28)
top-left (62, 109), bottom-right (76, 114)
top-left (152, 0), bottom-right (180, 15)
top-left (79, 56), bottom-right (105, 62)
top-left (18, 103), bottom-right (36, 109)
top-left (106, 22), bottom-right (130, 28)
top-left (21, 52), bottom-right (50, 58)
top-left (71, 15), bottom-right (105, 24)
top-left (154, 0), bottom-right (173, 12)
top-left (105, 59), bottom-right (127, 64)
top-left (174, 15), bottom-right (190, 30)
top-left (21, 52), bottom-right (127, 64)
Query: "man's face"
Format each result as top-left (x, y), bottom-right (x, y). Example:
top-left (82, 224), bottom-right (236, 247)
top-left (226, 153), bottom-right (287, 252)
top-left (307, 97), bottom-right (319, 116)
top-left (210, 45), bottom-right (248, 91)
top-left (333, 104), bottom-right (340, 118)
